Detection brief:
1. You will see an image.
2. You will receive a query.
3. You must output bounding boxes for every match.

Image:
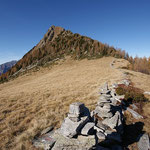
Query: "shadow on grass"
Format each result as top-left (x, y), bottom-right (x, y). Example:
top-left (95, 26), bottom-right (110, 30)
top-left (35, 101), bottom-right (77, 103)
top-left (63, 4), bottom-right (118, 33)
top-left (122, 121), bottom-right (145, 148)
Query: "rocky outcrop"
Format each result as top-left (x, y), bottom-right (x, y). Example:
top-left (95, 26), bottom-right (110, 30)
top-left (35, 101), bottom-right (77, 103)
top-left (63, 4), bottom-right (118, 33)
top-left (37, 26), bottom-right (65, 48)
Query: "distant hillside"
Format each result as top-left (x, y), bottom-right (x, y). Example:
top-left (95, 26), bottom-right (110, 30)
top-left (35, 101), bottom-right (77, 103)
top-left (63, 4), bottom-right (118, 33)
top-left (0, 26), bottom-right (129, 82)
top-left (0, 61), bottom-right (17, 75)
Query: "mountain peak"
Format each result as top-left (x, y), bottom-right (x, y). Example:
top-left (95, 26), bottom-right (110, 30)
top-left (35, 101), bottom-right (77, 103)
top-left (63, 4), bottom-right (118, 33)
top-left (37, 25), bottom-right (65, 48)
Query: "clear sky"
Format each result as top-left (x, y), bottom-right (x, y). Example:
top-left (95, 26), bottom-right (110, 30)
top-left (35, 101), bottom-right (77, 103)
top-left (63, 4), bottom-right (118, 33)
top-left (0, 0), bottom-right (150, 64)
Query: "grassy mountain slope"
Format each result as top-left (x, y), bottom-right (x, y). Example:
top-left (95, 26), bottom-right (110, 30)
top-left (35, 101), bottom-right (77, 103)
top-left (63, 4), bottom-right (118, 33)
top-left (0, 26), bottom-right (127, 83)
top-left (0, 56), bottom-right (150, 149)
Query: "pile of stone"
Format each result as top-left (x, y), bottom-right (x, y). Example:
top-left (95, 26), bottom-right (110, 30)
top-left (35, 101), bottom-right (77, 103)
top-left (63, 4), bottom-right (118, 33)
top-left (33, 82), bottom-right (147, 150)
top-left (94, 83), bottom-right (124, 145)
top-left (60, 102), bottom-right (90, 138)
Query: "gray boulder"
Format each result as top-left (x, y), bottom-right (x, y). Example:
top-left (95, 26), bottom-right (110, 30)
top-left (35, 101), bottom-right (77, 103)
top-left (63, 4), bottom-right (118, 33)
top-left (95, 106), bottom-right (113, 118)
top-left (69, 102), bottom-right (85, 116)
top-left (60, 116), bottom-right (89, 138)
top-left (102, 111), bottom-right (123, 133)
top-left (137, 133), bottom-right (150, 150)
top-left (52, 130), bottom-right (96, 150)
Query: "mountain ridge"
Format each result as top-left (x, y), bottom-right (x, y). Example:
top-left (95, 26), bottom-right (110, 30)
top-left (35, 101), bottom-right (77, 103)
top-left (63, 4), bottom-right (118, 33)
top-left (0, 25), bottom-right (128, 82)
top-left (0, 60), bottom-right (17, 75)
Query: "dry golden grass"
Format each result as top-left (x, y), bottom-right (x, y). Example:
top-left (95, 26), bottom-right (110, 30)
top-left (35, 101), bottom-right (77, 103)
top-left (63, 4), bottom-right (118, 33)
top-left (0, 56), bottom-right (149, 150)
top-left (113, 58), bottom-right (150, 136)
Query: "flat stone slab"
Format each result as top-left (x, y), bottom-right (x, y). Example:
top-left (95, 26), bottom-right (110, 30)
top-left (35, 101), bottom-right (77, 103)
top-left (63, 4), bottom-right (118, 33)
top-left (97, 131), bottom-right (106, 140)
top-left (127, 108), bottom-right (143, 119)
top-left (81, 122), bottom-right (95, 135)
top-left (137, 133), bottom-right (150, 150)
top-left (69, 102), bottom-right (85, 115)
top-left (102, 111), bottom-right (123, 133)
top-left (52, 131), bottom-right (96, 150)
top-left (95, 106), bottom-right (113, 118)
top-left (41, 126), bottom-right (54, 135)
top-left (60, 116), bottom-right (89, 138)
top-left (144, 91), bottom-right (150, 95)
top-left (96, 121), bottom-right (110, 131)
top-left (33, 131), bottom-right (56, 150)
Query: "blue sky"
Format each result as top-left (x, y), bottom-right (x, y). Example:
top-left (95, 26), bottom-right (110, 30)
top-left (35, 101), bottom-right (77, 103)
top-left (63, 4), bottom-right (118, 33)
top-left (0, 0), bottom-right (150, 64)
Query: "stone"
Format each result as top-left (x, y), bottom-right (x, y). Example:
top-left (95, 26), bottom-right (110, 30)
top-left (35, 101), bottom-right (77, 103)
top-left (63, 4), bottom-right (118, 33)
top-left (33, 133), bottom-right (56, 150)
top-left (81, 122), bottom-right (95, 135)
top-left (102, 111), bottom-right (123, 133)
top-left (95, 106), bottom-right (113, 118)
top-left (52, 131), bottom-right (96, 150)
top-left (131, 104), bottom-right (138, 110)
top-left (94, 126), bottom-right (105, 133)
top-left (112, 83), bottom-right (118, 88)
top-left (60, 116), bottom-right (89, 138)
top-left (96, 121), bottom-right (110, 131)
top-left (41, 126), bottom-right (54, 135)
top-left (137, 133), bottom-right (150, 150)
top-left (69, 117), bottom-right (80, 122)
top-left (127, 107), bottom-right (143, 119)
top-left (102, 94), bottom-right (112, 98)
top-left (110, 91), bottom-right (117, 97)
top-left (110, 97), bottom-right (118, 105)
top-left (97, 131), bottom-right (106, 140)
top-left (100, 90), bottom-right (111, 95)
top-left (119, 79), bottom-right (130, 86)
top-left (69, 102), bottom-right (85, 116)
top-left (144, 91), bottom-right (150, 95)
top-left (99, 95), bottom-right (111, 101)
top-left (103, 103), bottom-right (112, 109)
top-left (68, 113), bottom-right (80, 122)
top-left (97, 100), bottom-right (111, 107)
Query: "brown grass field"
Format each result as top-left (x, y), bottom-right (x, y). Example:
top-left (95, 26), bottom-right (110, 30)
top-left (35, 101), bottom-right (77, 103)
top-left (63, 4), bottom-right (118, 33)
top-left (0, 57), bottom-right (150, 150)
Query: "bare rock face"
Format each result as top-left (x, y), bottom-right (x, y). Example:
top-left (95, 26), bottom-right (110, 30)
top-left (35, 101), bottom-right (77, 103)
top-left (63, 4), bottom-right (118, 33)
top-left (37, 26), bottom-right (65, 48)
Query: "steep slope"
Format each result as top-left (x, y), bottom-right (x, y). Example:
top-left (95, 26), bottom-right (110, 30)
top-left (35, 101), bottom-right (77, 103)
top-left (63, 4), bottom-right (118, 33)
top-left (0, 60), bottom-right (17, 75)
top-left (0, 26), bottom-right (128, 82)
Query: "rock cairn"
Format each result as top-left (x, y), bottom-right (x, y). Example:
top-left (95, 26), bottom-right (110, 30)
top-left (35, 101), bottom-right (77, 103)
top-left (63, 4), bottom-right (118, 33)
top-left (60, 102), bottom-right (90, 138)
top-left (94, 83), bottom-right (124, 145)
top-left (33, 81), bottom-right (148, 150)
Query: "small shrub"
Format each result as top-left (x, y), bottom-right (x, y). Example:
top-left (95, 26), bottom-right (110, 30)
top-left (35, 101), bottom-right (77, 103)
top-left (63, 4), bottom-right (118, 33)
top-left (116, 86), bottom-right (126, 95)
top-left (116, 84), bottom-right (148, 103)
